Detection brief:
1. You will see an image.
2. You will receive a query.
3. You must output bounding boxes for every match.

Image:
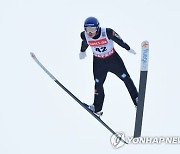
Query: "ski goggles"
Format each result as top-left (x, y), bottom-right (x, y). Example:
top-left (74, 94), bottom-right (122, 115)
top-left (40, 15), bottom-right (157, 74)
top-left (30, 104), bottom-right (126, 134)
top-left (85, 27), bottom-right (97, 33)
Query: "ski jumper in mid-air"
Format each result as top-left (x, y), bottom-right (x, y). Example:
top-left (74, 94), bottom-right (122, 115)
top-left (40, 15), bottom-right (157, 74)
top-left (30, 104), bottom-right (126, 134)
top-left (79, 17), bottom-right (138, 116)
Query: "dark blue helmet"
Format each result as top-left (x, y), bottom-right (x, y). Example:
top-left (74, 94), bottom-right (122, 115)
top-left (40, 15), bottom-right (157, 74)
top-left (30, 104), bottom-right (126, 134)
top-left (84, 17), bottom-right (99, 28)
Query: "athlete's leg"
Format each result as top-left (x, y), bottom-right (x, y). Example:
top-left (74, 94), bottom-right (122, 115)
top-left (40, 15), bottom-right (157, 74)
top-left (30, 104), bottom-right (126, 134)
top-left (93, 57), bottom-right (108, 112)
top-left (108, 53), bottom-right (138, 106)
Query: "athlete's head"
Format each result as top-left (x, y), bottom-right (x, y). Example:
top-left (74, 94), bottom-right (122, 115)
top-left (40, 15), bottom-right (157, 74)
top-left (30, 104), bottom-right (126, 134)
top-left (84, 17), bottom-right (99, 38)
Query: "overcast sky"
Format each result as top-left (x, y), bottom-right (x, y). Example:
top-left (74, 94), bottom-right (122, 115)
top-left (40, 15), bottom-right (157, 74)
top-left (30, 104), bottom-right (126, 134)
top-left (0, 0), bottom-right (180, 153)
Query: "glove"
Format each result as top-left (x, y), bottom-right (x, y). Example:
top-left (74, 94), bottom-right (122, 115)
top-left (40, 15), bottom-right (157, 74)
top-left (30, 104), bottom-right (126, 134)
top-left (79, 51), bottom-right (86, 59)
top-left (128, 49), bottom-right (136, 55)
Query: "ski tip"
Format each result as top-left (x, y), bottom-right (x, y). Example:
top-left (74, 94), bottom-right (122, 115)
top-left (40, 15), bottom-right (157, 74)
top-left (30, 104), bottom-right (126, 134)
top-left (30, 52), bottom-right (36, 58)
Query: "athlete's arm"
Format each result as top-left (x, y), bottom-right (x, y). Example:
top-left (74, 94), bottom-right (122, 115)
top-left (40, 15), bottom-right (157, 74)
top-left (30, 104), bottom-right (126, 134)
top-left (106, 28), bottom-right (130, 50)
top-left (80, 32), bottom-right (89, 52)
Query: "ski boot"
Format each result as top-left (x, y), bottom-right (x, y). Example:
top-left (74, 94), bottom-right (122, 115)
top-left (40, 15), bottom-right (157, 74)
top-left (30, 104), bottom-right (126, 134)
top-left (83, 103), bottom-right (103, 117)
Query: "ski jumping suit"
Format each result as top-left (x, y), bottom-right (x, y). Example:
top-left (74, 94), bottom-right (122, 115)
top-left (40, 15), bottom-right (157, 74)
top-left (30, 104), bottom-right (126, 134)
top-left (80, 28), bottom-right (138, 112)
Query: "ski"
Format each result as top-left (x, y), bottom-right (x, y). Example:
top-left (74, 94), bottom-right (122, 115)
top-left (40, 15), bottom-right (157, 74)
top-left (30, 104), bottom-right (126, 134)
top-left (133, 41), bottom-right (149, 138)
top-left (30, 52), bottom-right (128, 144)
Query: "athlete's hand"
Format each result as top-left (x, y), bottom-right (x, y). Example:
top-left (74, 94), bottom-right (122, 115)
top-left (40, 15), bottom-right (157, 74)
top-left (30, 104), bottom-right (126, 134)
top-left (79, 51), bottom-right (87, 59)
top-left (128, 49), bottom-right (136, 55)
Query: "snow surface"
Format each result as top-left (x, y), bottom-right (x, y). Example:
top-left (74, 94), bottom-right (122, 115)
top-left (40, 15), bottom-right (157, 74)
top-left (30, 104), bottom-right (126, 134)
top-left (0, 0), bottom-right (180, 153)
